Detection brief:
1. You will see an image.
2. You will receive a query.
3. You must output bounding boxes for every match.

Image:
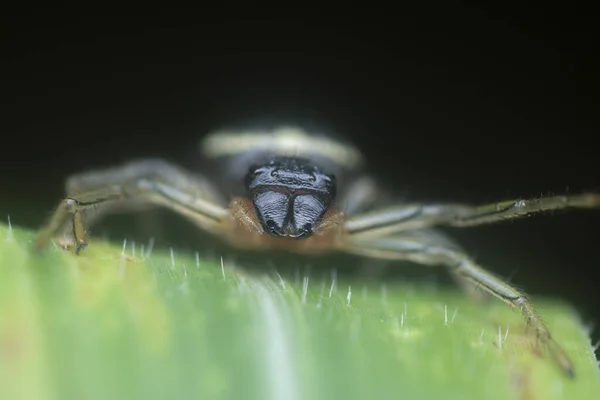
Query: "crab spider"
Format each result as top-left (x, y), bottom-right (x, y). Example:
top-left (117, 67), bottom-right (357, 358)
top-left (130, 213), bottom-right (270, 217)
top-left (36, 126), bottom-right (600, 378)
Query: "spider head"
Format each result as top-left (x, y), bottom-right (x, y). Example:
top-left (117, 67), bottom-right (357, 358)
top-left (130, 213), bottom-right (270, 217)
top-left (245, 158), bottom-right (336, 239)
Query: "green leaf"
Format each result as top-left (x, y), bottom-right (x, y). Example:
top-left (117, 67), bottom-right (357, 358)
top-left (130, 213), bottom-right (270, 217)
top-left (0, 222), bottom-right (598, 400)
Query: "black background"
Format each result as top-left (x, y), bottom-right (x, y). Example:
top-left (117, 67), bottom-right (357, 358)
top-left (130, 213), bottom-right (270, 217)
top-left (2, 10), bottom-right (599, 340)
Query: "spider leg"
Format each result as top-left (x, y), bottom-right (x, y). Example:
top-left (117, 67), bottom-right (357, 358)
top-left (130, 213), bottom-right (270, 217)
top-left (341, 228), bottom-right (575, 378)
top-left (35, 159), bottom-right (229, 254)
top-left (346, 193), bottom-right (600, 237)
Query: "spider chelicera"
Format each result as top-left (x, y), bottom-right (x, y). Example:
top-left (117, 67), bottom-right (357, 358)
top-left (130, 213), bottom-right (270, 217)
top-left (35, 126), bottom-right (600, 378)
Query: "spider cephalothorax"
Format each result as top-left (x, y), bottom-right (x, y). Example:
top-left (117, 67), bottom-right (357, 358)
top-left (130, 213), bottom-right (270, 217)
top-left (245, 157), bottom-right (336, 239)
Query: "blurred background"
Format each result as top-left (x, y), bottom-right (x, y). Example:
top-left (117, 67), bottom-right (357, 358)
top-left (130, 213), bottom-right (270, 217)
top-left (2, 10), bottom-right (599, 341)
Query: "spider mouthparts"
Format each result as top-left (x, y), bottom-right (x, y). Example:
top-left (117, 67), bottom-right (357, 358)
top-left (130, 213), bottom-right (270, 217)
top-left (283, 223), bottom-right (313, 239)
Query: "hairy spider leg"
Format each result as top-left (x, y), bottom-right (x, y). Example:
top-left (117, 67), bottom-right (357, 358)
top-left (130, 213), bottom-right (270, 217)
top-left (346, 193), bottom-right (600, 237)
top-left (35, 159), bottom-right (228, 254)
top-left (342, 228), bottom-right (575, 378)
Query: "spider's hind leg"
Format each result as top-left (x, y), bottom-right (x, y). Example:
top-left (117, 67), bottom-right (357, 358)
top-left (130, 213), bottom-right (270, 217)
top-left (451, 269), bottom-right (492, 304)
top-left (341, 228), bottom-right (575, 378)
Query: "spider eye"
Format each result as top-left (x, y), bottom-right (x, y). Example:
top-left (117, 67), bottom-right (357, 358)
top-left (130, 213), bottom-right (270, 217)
top-left (293, 223), bottom-right (313, 238)
top-left (266, 219), bottom-right (282, 235)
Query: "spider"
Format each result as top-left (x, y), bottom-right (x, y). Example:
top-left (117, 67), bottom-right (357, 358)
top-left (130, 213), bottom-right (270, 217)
top-left (35, 126), bottom-right (599, 378)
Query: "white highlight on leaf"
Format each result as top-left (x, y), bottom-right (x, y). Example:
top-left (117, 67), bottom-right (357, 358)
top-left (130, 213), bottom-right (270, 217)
top-left (253, 279), bottom-right (299, 400)
top-left (275, 270), bottom-right (286, 289)
top-left (328, 278), bottom-right (336, 299)
top-left (444, 304), bottom-right (448, 325)
top-left (131, 240), bottom-right (136, 258)
top-left (302, 275), bottom-right (309, 303)
top-left (220, 256), bottom-right (226, 280)
top-left (195, 251), bottom-right (200, 268)
top-left (328, 269), bottom-right (337, 298)
top-left (170, 247), bottom-right (175, 270)
top-left (498, 326), bottom-right (503, 350)
top-left (503, 326), bottom-right (509, 343)
top-left (5, 215), bottom-right (12, 240)
top-left (145, 237), bottom-right (155, 258)
top-left (346, 285), bottom-right (352, 307)
top-left (451, 308), bottom-right (458, 323)
top-left (121, 238), bottom-right (127, 256)
top-left (316, 280), bottom-right (326, 309)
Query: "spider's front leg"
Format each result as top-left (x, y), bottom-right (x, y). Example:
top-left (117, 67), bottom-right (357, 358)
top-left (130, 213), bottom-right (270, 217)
top-left (346, 193), bottom-right (600, 237)
top-left (340, 228), bottom-right (575, 378)
top-left (35, 159), bottom-right (229, 254)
